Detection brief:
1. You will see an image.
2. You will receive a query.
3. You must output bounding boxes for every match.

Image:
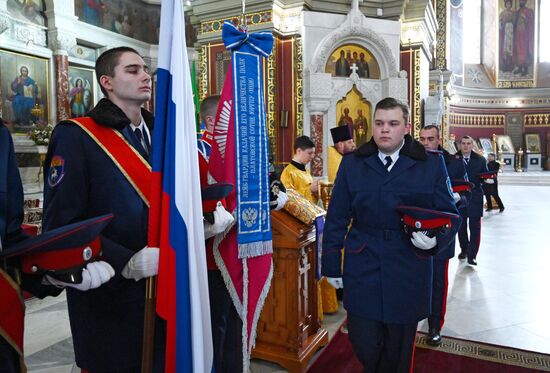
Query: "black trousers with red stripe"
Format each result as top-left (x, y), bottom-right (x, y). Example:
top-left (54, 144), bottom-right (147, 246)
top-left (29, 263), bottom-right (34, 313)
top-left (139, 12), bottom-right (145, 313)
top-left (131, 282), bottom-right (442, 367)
top-left (347, 314), bottom-right (417, 373)
top-left (428, 258), bottom-right (450, 331)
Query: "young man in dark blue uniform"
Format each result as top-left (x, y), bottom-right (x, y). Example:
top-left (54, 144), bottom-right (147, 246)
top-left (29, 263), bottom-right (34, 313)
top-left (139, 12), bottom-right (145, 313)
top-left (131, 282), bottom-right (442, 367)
top-left (419, 125), bottom-right (466, 346)
top-left (1, 120), bottom-right (114, 373)
top-left (322, 98), bottom-right (458, 373)
top-left (455, 136), bottom-right (489, 266)
top-left (42, 47), bottom-right (166, 372)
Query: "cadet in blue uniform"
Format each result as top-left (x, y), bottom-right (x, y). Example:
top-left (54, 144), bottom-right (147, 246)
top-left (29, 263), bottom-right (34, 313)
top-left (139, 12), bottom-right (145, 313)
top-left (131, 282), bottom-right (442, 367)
top-left (322, 98), bottom-right (458, 373)
top-left (419, 125), bottom-right (466, 346)
top-left (455, 136), bottom-right (489, 266)
top-left (1, 120), bottom-right (114, 373)
top-left (42, 47), bottom-right (165, 372)
top-left (0, 119), bottom-right (30, 373)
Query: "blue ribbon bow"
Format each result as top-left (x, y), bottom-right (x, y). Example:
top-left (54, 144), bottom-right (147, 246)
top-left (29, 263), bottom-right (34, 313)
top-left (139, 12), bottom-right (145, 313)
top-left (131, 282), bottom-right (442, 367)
top-left (222, 21), bottom-right (274, 57)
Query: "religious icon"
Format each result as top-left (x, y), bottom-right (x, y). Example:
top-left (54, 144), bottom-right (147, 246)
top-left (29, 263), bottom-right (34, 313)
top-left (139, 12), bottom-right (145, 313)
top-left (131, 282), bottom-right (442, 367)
top-left (68, 66), bottom-right (96, 118)
top-left (496, 135), bottom-right (515, 153)
top-left (497, 0), bottom-right (536, 87)
top-left (0, 49), bottom-right (49, 132)
top-left (499, 0), bottom-right (515, 72)
top-left (353, 109), bottom-right (368, 146)
top-left (334, 50), bottom-right (351, 77)
top-left (472, 138), bottom-right (483, 155)
top-left (480, 138), bottom-right (494, 154)
top-left (524, 133), bottom-right (541, 153)
top-left (10, 65), bottom-right (38, 125)
top-left (338, 107), bottom-right (354, 139)
top-left (336, 86), bottom-right (372, 144)
top-left (325, 44), bottom-right (380, 79)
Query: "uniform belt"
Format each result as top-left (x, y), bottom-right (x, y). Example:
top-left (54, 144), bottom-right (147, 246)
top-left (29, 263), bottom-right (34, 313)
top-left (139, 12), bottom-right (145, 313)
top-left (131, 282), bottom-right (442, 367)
top-left (353, 226), bottom-right (404, 241)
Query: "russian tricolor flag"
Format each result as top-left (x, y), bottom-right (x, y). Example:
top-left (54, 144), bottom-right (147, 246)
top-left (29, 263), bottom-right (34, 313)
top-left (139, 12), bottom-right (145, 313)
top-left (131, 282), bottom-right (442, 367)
top-left (149, 1), bottom-right (213, 372)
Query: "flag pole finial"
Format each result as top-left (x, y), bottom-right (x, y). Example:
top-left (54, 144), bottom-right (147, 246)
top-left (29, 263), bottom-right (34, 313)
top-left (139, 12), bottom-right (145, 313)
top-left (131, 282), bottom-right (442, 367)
top-left (239, 0), bottom-right (248, 31)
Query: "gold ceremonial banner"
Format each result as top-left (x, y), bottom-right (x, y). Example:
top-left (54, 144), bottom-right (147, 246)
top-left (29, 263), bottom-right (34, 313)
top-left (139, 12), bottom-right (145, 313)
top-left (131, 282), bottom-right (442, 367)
top-left (283, 189), bottom-right (326, 225)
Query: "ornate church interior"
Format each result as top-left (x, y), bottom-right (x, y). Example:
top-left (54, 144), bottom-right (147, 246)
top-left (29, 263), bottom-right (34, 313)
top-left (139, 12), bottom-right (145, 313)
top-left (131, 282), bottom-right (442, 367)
top-left (1, 0), bottom-right (550, 371)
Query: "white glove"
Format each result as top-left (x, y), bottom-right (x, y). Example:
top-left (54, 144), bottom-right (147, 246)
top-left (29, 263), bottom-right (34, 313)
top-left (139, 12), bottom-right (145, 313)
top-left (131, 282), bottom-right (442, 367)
top-left (275, 191), bottom-right (288, 211)
top-left (121, 246), bottom-right (159, 281)
top-left (46, 261), bottom-right (115, 291)
top-left (452, 192), bottom-right (461, 204)
top-left (204, 202), bottom-right (235, 239)
top-left (326, 277), bottom-right (344, 289)
top-left (411, 231), bottom-right (437, 250)
top-left (484, 178), bottom-right (495, 184)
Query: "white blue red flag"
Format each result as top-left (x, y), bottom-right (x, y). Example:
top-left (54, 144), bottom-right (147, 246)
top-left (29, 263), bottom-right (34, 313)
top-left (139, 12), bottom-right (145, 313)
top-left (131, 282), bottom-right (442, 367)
top-left (149, 0), bottom-right (213, 372)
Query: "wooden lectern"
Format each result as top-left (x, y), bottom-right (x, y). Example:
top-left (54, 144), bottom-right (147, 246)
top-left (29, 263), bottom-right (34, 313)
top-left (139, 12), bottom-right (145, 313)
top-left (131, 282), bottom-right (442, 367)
top-left (252, 210), bottom-right (328, 372)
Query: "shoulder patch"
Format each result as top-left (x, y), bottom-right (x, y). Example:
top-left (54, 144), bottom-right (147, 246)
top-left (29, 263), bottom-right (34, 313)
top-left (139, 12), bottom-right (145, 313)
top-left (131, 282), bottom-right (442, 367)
top-left (48, 155), bottom-right (65, 187)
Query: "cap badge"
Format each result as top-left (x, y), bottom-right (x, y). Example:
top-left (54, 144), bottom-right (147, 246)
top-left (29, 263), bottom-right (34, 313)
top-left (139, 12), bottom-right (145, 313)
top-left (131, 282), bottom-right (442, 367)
top-left (82, 247), bottom-right (93, 261)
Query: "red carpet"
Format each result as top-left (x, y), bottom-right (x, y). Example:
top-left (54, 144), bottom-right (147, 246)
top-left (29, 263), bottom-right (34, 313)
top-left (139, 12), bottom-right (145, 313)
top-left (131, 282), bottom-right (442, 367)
top-left (307, 325), bottom-right (550, 372)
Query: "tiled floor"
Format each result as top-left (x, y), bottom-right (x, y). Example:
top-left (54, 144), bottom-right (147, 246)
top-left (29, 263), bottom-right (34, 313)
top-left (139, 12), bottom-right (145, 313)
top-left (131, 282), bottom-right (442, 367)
top-left (23, 183), bottom-right (550, 372)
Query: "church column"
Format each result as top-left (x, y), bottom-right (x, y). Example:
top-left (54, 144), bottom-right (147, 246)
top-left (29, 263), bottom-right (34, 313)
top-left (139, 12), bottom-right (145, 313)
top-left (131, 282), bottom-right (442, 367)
top-left (310, 112), bottom-right (324, 177)
top-left (434, 0), bottom-right (447, 70)
top-left (53, 51), bottom-right (70, 121)
top-left (44, 0), bottom-right (77, 122)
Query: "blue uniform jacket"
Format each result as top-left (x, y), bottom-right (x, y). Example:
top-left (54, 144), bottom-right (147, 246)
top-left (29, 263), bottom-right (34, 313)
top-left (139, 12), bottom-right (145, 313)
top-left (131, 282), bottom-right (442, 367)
top-left (455, 151), bottom-right (488, 218)
top-left (42, 99), bottom-right (162, 370)
top-left (0, 123), bottom-right (24, 249)
top-left (321, 135), bottom-right (458, 324)
top-left (437, 148), bottom-right (467, 260)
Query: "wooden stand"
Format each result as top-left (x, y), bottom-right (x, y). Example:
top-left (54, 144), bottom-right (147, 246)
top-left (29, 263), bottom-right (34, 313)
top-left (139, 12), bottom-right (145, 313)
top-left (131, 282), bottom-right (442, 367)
top-left (252, 210), bottom-right (329, 372)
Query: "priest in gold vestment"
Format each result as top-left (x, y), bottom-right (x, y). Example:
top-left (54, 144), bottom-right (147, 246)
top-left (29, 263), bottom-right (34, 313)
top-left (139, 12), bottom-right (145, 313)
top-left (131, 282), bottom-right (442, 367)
top-left (280, 135), bottom-right (339, 316)
top-left (328, 126), bottom-right (357, 183)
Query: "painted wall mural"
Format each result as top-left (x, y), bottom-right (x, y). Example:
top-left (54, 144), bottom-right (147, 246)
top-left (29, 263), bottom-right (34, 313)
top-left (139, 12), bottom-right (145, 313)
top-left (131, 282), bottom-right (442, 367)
top-left (75, 0), bottom-right (161, 44)
top-left (497, 0), bottom-right (535, 88)
top-left (7, 0), bottom-right (46, 26)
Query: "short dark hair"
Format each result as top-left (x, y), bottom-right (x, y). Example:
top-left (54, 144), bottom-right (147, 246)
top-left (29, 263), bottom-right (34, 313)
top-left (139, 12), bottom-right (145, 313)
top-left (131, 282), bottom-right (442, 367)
top-left (200, 95), bottom-right (220, 120)
top-left (421, 124), bottom-right (440, 137)
top-left (375, 97), bottom-right (409, 123)
top-left (461, 135), bottom-right (474, 142)
top-left (294, 135), bottom-right (315, 152)
top-left (96, 46), bottom-right (141, 96)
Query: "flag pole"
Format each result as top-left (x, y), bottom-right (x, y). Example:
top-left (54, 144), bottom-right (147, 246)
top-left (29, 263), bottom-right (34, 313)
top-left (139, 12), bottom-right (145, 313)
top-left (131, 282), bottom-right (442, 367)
top-left (141, 275), bottom-right (157, 372)
top-left (240, 0), bottom-right (247, 30)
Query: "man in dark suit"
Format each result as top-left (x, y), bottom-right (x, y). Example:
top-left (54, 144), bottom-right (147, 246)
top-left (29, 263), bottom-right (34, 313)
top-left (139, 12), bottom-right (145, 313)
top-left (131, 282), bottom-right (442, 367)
top-left (484, 153), bottom-right (505, 212)
top-left (456, 136), bottom-right (489, 266)
top-left (322, 98), bottom-right (458, 373)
